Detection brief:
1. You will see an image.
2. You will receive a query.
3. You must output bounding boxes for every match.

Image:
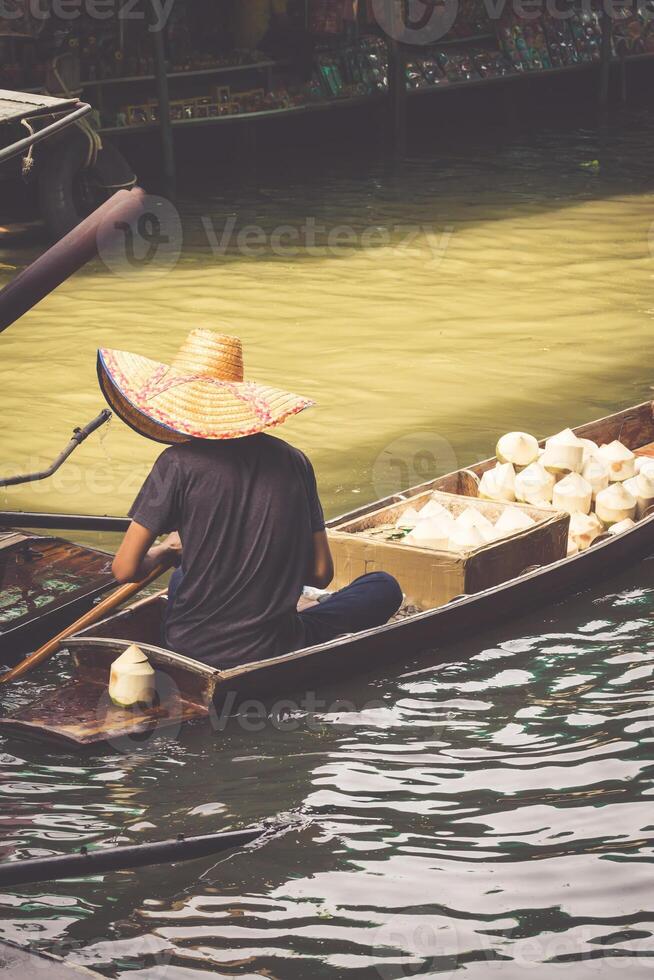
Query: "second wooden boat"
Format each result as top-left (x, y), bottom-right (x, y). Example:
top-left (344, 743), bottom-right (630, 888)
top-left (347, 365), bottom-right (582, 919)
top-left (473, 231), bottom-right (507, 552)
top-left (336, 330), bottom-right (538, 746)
top-left (0, 530), bottom-right (115, 664)
top-left (3, 400), bottom-right (654, 747)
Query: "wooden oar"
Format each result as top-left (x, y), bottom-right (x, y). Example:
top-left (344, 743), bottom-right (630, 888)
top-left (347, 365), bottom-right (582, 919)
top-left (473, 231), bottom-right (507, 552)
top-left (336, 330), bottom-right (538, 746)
top-left (0, 561), bottom-right (171, 686)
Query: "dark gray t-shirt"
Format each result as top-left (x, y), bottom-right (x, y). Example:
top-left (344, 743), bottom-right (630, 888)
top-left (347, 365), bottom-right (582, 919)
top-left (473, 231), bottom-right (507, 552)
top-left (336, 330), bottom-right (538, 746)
top-left (128, 434), bottom-right (325, 667)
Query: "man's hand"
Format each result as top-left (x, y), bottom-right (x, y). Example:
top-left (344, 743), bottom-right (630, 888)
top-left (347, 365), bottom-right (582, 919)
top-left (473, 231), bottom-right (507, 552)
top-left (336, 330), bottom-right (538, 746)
top-left (160, 531), bottom-right (182, 567)
top-left (112, 523), bottom-right (182, 583)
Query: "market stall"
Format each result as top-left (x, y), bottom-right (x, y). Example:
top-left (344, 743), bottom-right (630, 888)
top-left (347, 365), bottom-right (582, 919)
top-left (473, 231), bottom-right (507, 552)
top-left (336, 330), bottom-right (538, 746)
top-left (0, 1), bottom-right (653, 199)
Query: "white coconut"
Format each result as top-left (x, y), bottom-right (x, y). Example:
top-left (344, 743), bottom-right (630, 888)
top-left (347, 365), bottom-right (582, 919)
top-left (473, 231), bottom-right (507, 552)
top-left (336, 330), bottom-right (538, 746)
top-left (581, 456), bottom-right (610, 500)
top-left (578, 437), bottom-right (599, 463)
top-left (448, 521), bottom-right (487, 552)
top-left (595, 482), bottom-right (637, 526)
top-left (404, 516), bottom-right (452, 550)
top-left (492, 507), bottom-right (536, 540)
top-left (496, 431), bottom-right (540, 468)
top-left (514, 462), bottom-right (555, 506)
top-left (395, 506), bottom-right (422, 529)
top-left (566, 538), bottom-right (579, 557)
top-left (478, 462), bottom-right (516, 503)
top-left (623, 473), bottom-right (654, 519)
top-left (608, 518), bottom-right (636, 535)
top-left (420, 498), bottom-right (452, 522)
top-left (109, 644), bottom-right (155, 709)
top-left (635, 456), bottom-right (654, 477)
top-left (568, 512), bottom-right (603, 551)
top-left (541, 429), bottom-right (584, 475)
top-left (552, 473), bottom-right (593, 515)
top-left (596, 440), bottom-right (636, 482)
top-left (455, 507), bottom-right (495, 542)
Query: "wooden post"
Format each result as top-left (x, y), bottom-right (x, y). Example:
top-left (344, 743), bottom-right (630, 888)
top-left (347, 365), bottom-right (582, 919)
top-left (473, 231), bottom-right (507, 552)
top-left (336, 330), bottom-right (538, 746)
top-left (386, 0), bottom-right (407, 157)
top-left (599, 7), bottom-right (613, 110)
top-left (151, 0), bottom-right (176, 193)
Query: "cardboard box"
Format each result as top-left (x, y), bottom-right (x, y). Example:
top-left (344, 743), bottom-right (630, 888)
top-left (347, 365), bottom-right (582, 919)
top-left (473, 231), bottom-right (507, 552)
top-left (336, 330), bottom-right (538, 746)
top-left (328, 490), bottom-right (569, 610)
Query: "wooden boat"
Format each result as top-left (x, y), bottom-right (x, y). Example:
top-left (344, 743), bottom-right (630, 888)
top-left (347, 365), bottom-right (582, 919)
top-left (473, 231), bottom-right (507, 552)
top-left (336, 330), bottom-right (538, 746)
top-left (0, 530), bottom-right (115, 664)
top-left (3, 400), bottom-right (654, 748)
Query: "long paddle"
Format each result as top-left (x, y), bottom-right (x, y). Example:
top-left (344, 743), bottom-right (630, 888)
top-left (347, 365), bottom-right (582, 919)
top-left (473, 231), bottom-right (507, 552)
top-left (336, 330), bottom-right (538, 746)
top-left (0, 826), bottom-right (270, 886)
top-left (0, 560), bottom-right (172, 686)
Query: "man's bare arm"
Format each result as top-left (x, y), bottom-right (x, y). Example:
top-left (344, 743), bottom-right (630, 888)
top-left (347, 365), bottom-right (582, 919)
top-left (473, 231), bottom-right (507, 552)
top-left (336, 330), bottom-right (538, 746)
top-left (306, 530), bottom-right (334, 589)
top-left (112, 523), bottom-right (182, 584)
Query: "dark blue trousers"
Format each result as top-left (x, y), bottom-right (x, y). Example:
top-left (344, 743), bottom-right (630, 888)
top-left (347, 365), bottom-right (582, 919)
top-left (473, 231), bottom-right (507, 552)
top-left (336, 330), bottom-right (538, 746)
top-left (298, 572), bottom-right (403, 646)
top-left (166, 569), bottom-right (403, 652)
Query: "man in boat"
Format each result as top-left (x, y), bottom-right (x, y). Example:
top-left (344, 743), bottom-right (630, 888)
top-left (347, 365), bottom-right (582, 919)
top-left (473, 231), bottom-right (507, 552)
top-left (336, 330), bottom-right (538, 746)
top-left (98, 329), bottom-right (402, 667)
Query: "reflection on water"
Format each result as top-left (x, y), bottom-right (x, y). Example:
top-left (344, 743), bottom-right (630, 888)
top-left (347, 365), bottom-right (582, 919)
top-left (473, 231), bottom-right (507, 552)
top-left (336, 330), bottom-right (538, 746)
top-left (0, 109), bottom-right (654, 976)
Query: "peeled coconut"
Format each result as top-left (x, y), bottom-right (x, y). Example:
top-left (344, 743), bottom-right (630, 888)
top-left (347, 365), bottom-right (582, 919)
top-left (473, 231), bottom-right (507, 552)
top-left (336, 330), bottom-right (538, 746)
top-left (396, 506), bottom-right (422, 529)
top-left (566, 538), bottom-right (579, 557)
top-left (552, 473), bottom-right (593, 515)
top-left (496, 431), bottom-right (540, 468)
top-left (514, 462), bottom-right (555, 506)
top-left (581, 456), bottom-right (610, 500)
top-left (109, 644), bottom-right (155, 709)
top-left (492, 507), bottom-right (536, 540)
top-left (405, 516), bottom-right (452, 550)
top-left (455, 507), bottom-right (495, 542)
top-left (541, 429), bottom-right (584, 475)
top-left (479, 462), bottom-right (516, 503)
top-left (608, 518), bottom-right (636, 535)
top-left (419, 498), bottom-right (452, 521)
top-left (635, 456), bottom-right (654, 477)
top-left (578, 437), bottom-right (599, 464)
top-left (623, 472), bottom-right (654, 519)
top-left (596, 441), bottom-right (635, 482)
top-left (595, 483), bottom-right (637, 526)
top-left (448, 521), bottom-right (487, 552)
top-left (568, 512), bottom-right (603, 551)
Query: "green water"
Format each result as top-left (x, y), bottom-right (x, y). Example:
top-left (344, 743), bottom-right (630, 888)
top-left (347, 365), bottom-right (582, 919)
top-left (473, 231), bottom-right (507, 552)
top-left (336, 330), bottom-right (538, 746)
top-left (0, 108), bottom-right (653, 977)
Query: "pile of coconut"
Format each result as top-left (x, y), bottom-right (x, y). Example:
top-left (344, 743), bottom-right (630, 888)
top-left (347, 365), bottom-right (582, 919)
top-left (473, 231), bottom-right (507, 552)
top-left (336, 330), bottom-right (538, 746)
top-left (396, 496), bottom-right (539, 552)
top-left (479, 429), bottom-right (653, 556)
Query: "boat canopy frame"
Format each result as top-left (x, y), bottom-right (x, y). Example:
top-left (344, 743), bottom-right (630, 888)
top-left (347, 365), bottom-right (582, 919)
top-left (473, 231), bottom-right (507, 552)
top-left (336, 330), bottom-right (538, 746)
top-left (0, 88), bottom-right (91, 165)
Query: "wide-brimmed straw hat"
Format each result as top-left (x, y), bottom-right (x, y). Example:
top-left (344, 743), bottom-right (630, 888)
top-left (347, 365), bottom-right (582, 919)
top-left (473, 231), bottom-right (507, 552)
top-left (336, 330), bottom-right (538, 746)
top-left (97, 329), bottom-right (314, 444)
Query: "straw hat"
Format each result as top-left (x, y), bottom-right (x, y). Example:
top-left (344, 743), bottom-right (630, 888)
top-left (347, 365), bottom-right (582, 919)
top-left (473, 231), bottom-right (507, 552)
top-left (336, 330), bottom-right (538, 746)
top-left (97, 329), bottom-right (314, 444)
